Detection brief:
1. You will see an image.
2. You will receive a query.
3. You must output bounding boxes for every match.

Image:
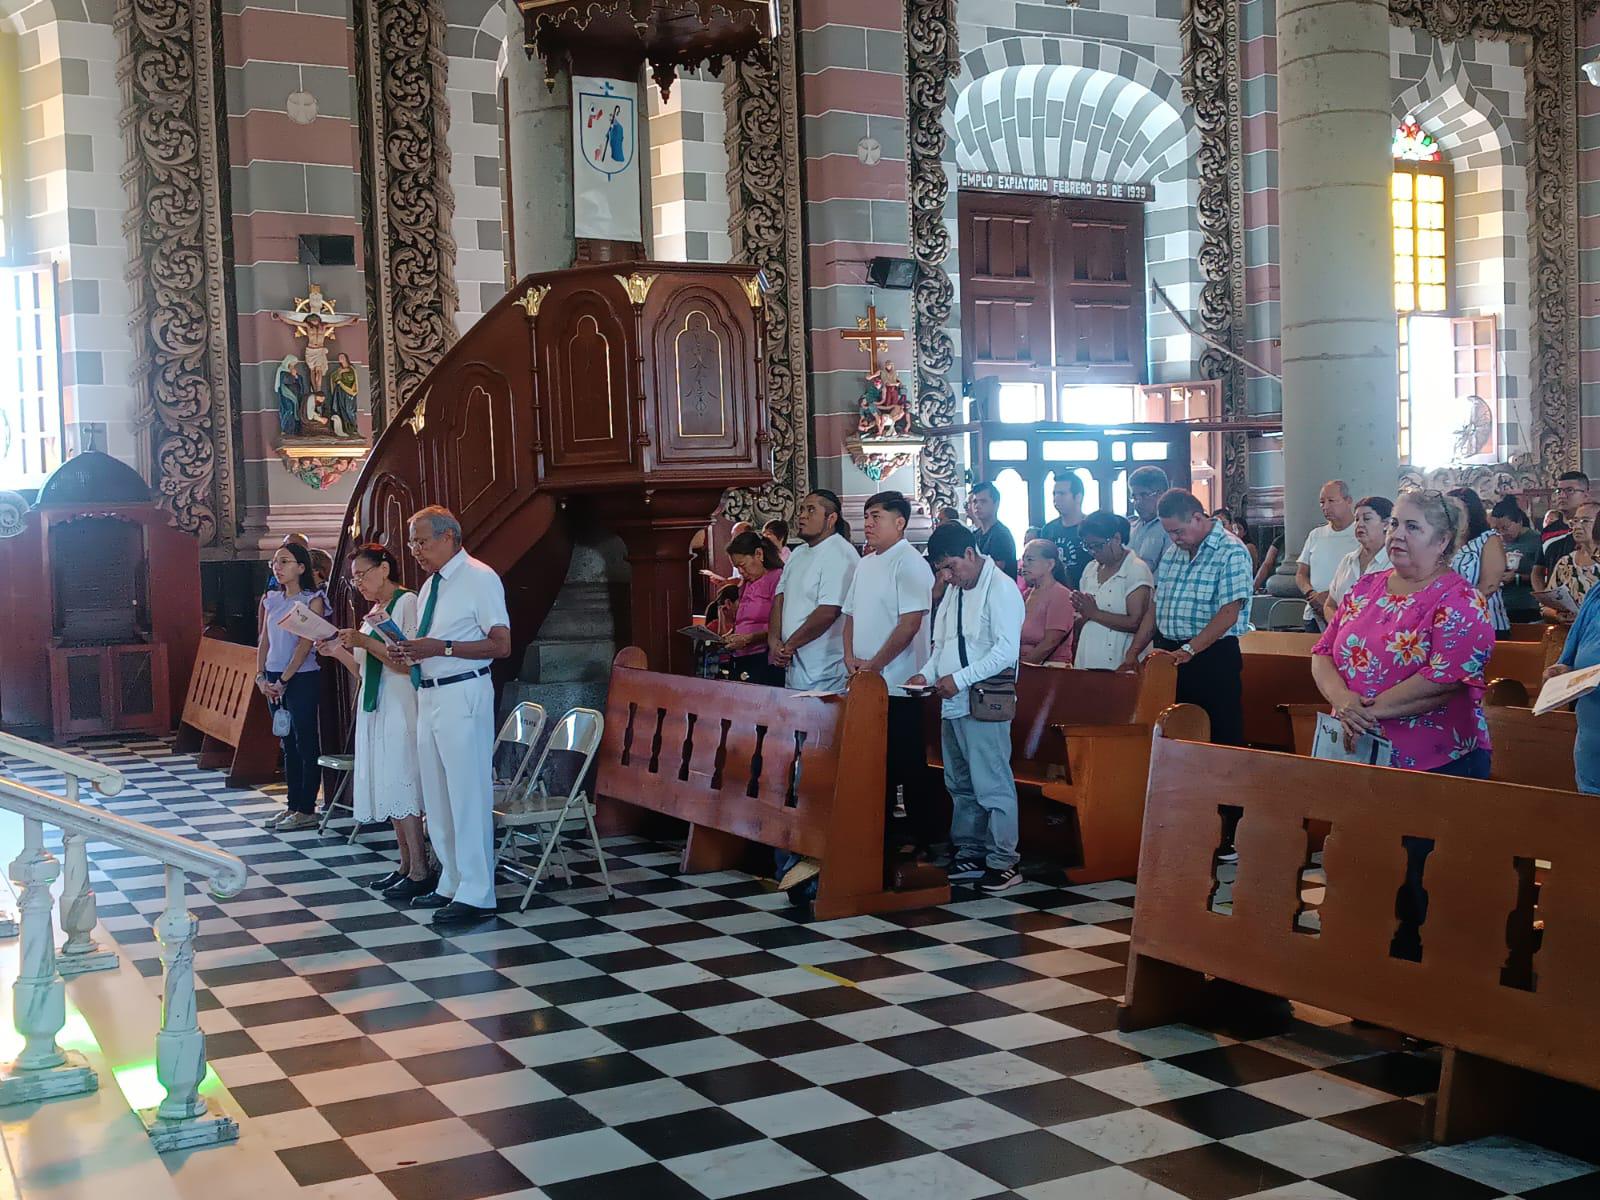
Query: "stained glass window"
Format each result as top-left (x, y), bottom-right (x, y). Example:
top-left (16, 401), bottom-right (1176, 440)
top-left (1392, 165), bottom-right (1449, 315)
top-left (1393, 115), bottom-right (1442, 163)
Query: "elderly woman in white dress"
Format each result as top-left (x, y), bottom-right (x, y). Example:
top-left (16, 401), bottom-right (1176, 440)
top-left (318, 545), bottom-right (431, 899)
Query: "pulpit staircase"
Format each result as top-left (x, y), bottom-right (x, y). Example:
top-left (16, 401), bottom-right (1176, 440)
top-left (333, 262), bottom-right (772, 679)
top-left (0, 733), bottom-right (297, 1199)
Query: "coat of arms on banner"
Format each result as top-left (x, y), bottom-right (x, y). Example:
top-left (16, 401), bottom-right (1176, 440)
top-left (578, 81), bottom-right (635, 179)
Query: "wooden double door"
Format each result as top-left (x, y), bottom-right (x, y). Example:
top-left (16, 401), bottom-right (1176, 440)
top-left (958, 191), bottom-right (1147, 400)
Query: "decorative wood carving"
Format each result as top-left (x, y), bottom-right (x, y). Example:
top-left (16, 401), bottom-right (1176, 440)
top-left (1390, 0), bottom-right (1594, 493)
top-left (354, 0), bottom-right (460, 431)
top-left (905, 0), bottom-right (962, 513)
top-left (117, 0), bottom-right (239, 549)
top-left (1180, 0), bottom-right (1249, 511)
top-left (723, 0), bottom-right (807, 526)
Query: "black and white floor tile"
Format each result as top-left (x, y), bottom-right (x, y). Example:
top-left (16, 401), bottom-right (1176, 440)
top-left (6, 736), bottom-right (1599, 1200)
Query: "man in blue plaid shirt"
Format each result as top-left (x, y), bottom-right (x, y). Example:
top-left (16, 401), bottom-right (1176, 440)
top-left (1131, 488), bottom-right (1253, 747)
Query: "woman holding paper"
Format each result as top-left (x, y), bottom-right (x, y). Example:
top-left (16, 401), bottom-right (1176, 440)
top-left (1544, 501), bottom-right (1600, 621)
top-left (256, 542), bottom-right (328, 829)
top-left (720, 531), bottom-right (784, 684)
top-left (1310, 490), bottom-right (1496, 776)
top-left (318, 546), bottom-right (431, 892)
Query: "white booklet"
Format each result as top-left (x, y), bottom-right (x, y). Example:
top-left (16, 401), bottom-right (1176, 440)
top-left (1533, 584), bottom-right (1579, 617)
top-left (1533, 663), bottom-right (1600, 715)
top-left (275, 600), bottom-right (338, 643)
top-left (1311, 711), bottom-right (1394, 766)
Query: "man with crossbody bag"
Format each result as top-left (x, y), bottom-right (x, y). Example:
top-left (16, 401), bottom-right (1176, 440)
top-left (908, 522), bottom-right (1026, 893)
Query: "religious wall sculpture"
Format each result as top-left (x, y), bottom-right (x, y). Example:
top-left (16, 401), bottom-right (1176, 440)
top-left (354, 0), bottom-right (459, 431)
top-left (842, 306), bottom-right (923, 482)
top-left (722, 0), bottom-right (807, 527)
top-left (118, 0), bottom-right (239, 550)
top-left (271, 285), bottom-right (369, 491)
top-left (905, 0), bottom-right (962, 513)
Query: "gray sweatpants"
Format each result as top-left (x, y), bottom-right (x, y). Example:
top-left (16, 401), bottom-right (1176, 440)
top-left (941, 716), bottom-right (1019, 869)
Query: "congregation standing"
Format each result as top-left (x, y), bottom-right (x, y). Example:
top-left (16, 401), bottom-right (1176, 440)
top-left (254, 461), bottom-right (1600, 915)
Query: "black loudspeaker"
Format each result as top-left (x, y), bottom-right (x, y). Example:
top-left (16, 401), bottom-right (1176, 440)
top-left (868, 256), bottom-right (917, 289)
top-left (298, 234), bottom-right (357, 266)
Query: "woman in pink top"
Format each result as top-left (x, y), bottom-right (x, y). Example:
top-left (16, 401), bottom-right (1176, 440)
top-left (1312, 490), bottom-right (1495, 776)
top-left (723, 531), bottom-right (785, 685)
top-left (1018, 539), bottom-right (1077, 665)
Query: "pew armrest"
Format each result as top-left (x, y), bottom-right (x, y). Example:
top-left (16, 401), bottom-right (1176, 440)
top-left (1050, 722), bottom-right (1151, 741)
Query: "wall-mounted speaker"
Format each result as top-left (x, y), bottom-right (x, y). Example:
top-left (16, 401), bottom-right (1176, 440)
top-left (867, 256), bottom-right (917, 290)
top-left (298, 234), bottom-right (356, 267)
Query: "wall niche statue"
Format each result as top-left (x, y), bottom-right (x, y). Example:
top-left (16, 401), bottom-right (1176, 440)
top-left (271, 283), bottom-right (369, 490)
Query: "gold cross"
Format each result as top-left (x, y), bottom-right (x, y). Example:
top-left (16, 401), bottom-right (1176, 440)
top-left (840, 303), bottom-right (905, 377)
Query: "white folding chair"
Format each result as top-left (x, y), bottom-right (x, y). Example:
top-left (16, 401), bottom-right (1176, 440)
top-left (493, 707), bottom-right (610, 910)
top-left (316, 754), bottom-right (359, 840)
top-left (1267, 598), bottom-right (1310, 631)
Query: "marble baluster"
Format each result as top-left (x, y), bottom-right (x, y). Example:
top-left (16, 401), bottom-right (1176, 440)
top-left (143, 866), bottom-right (237, 1149)
top-left (0, 817), bottom-right (97, 1102)
top-left (57, 779), bottom-right (116, 975)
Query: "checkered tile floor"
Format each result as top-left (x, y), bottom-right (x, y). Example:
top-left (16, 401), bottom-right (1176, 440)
top-left (7, 736), bottom-right (1599, 1200)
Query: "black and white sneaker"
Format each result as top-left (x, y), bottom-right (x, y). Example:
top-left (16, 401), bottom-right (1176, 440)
top-left (946, 857), bottom-right (985, 882)
top-left (1216, 847), bottom-right (1239, 864)
top-left (980, 866), bottom-right (1022, 893)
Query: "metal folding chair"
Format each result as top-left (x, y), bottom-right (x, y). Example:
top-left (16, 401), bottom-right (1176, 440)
top-left (1267, 598), bottom-right (1311, 631)
top-left (316, 753), bottom-right (358, 840)
top-left (492, 707), bottom-right (611, 910)
top-left (492, 701), bottom-right (548, 812)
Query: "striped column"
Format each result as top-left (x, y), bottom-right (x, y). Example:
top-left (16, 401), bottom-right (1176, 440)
top-left (225, 0), bottom-right (368, 553)
top-left (797, 0), bottom-right (913, 501)
top-left (1239, 0), bottom-right (1284, 510)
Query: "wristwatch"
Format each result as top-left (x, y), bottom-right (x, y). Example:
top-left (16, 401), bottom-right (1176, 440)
top-left (444, 641), bottom-right (454, 657)
top-left (1180, 642), bottom-right (1195, 656)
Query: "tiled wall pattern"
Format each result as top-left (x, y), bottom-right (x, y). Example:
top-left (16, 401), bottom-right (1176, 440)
top-left (1236, 6), bottom-right (1530, 497)
top-left (796, 0), bottom-right (915, 499)
top-left (647, 73), bottom-right (732, 265)
top-left (945, 13), bottom-right (1204, 393)
top-left (223, 0), bottom-right (367, 549)
top-left (1580, 11), bottom-right (1600, 481)
top-left (446, 0), bottom-right (509, 327)
top-left (9, 0), bottom-right (136, 466)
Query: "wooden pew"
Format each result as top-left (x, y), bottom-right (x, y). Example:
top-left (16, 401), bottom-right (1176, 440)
top-left (173, 639), bottom-right (280, 785)
top-left (924, 658), bottom-right (1199, 882)
top-left (1122, 721), bottom-right (1600, 1145)
top-left (1243, 629), bottom-right (1551, 751)
top-left (597, 647), bottom-right (949, 920)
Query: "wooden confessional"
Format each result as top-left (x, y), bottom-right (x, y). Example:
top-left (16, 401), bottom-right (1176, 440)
top-left (0, 452), bottom-right (202, 739)
top-left (337, 263), bottom-right (769, 680)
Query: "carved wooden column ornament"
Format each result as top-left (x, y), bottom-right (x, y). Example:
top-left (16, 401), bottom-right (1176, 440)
top-left (118, 0), bottom-right (240, 550)
top-left (723, 0), bottom-right (808, 526)
top-left (905, 0), bottom-right (962, 513)
top-left (354, 0), bottom-right (460, 430)
top-left (1180, 0), bottom-right (1249, 510)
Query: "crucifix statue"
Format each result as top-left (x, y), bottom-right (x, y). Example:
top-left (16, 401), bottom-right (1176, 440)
top-left (839, 302), bottom-right (905, 377)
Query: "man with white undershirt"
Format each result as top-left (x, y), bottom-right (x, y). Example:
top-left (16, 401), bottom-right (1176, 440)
top-left (1295, 480), bottom-right (1358, 631)
top-left (769, 489), bottom-right (859, 693)
top-left (844, 490), bottom-right (935, 854)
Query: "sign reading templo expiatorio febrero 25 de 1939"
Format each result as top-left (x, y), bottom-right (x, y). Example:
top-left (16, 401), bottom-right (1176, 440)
top-left (957, 171), bottom-right (1154, 202)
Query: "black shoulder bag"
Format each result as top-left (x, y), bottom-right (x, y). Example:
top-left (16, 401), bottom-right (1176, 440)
top-left (956, 584), bottom-right (1017, 722)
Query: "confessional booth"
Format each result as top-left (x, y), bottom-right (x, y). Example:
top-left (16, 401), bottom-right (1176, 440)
top-left (0, 453), bottom-right (201, 740)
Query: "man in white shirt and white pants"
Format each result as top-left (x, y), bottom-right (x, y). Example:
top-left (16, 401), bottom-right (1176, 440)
top-left (908, 522), bottom-right (1026, 894)
top-left (398, 506), bottom-right (511, 923)
top-left (844, 490), bottom-right (934, 854)
top-left (1295, 480), bottom-right (1358, 631)
top-left (769, 489), bottom-right (858, 692)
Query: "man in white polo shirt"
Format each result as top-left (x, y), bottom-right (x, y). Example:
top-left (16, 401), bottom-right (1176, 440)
top-left (1295, 480), bottom-right (1357, 631)
top-left (397, 506), bottom-right (511, 923)
top-left (844, 490), bottom-right (935, 854)
top-left (769, 489), bottom-right (859, 692)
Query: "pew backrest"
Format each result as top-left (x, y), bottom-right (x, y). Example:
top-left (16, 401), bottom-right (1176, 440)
top-left (1131, 732), bottom-right (1600, 1092)
top-left (596, 647), bottom-right (884, 863)
top-left (1011, 657), bottom-right (1175, 764)
top-left (179, 639), bottom-right (260, 747)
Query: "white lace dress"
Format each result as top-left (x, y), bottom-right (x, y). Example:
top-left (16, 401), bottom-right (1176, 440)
top-left (352, 590), bottom-right (424, 821)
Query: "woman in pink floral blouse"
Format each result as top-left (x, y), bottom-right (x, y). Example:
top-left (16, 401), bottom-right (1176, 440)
top-left (1311, 490), bottom-right (1496, 777)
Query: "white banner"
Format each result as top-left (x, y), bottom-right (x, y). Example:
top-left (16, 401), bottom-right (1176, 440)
top-left (572, 76), bottom-right (642, 242)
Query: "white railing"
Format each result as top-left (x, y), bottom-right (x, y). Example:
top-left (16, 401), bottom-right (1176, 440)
top-left (0, 731), bottom-right (246, 1151)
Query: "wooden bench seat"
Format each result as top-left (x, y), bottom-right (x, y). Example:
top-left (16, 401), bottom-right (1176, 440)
top-left (1122, 721), bottom-right (1600, 1145)
top-left (173, 638), bottom-right (279, 786)
top-left (926, 658), bottom-right (1205, 882)
top-left (597, 648), bottom-right (949, 920)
